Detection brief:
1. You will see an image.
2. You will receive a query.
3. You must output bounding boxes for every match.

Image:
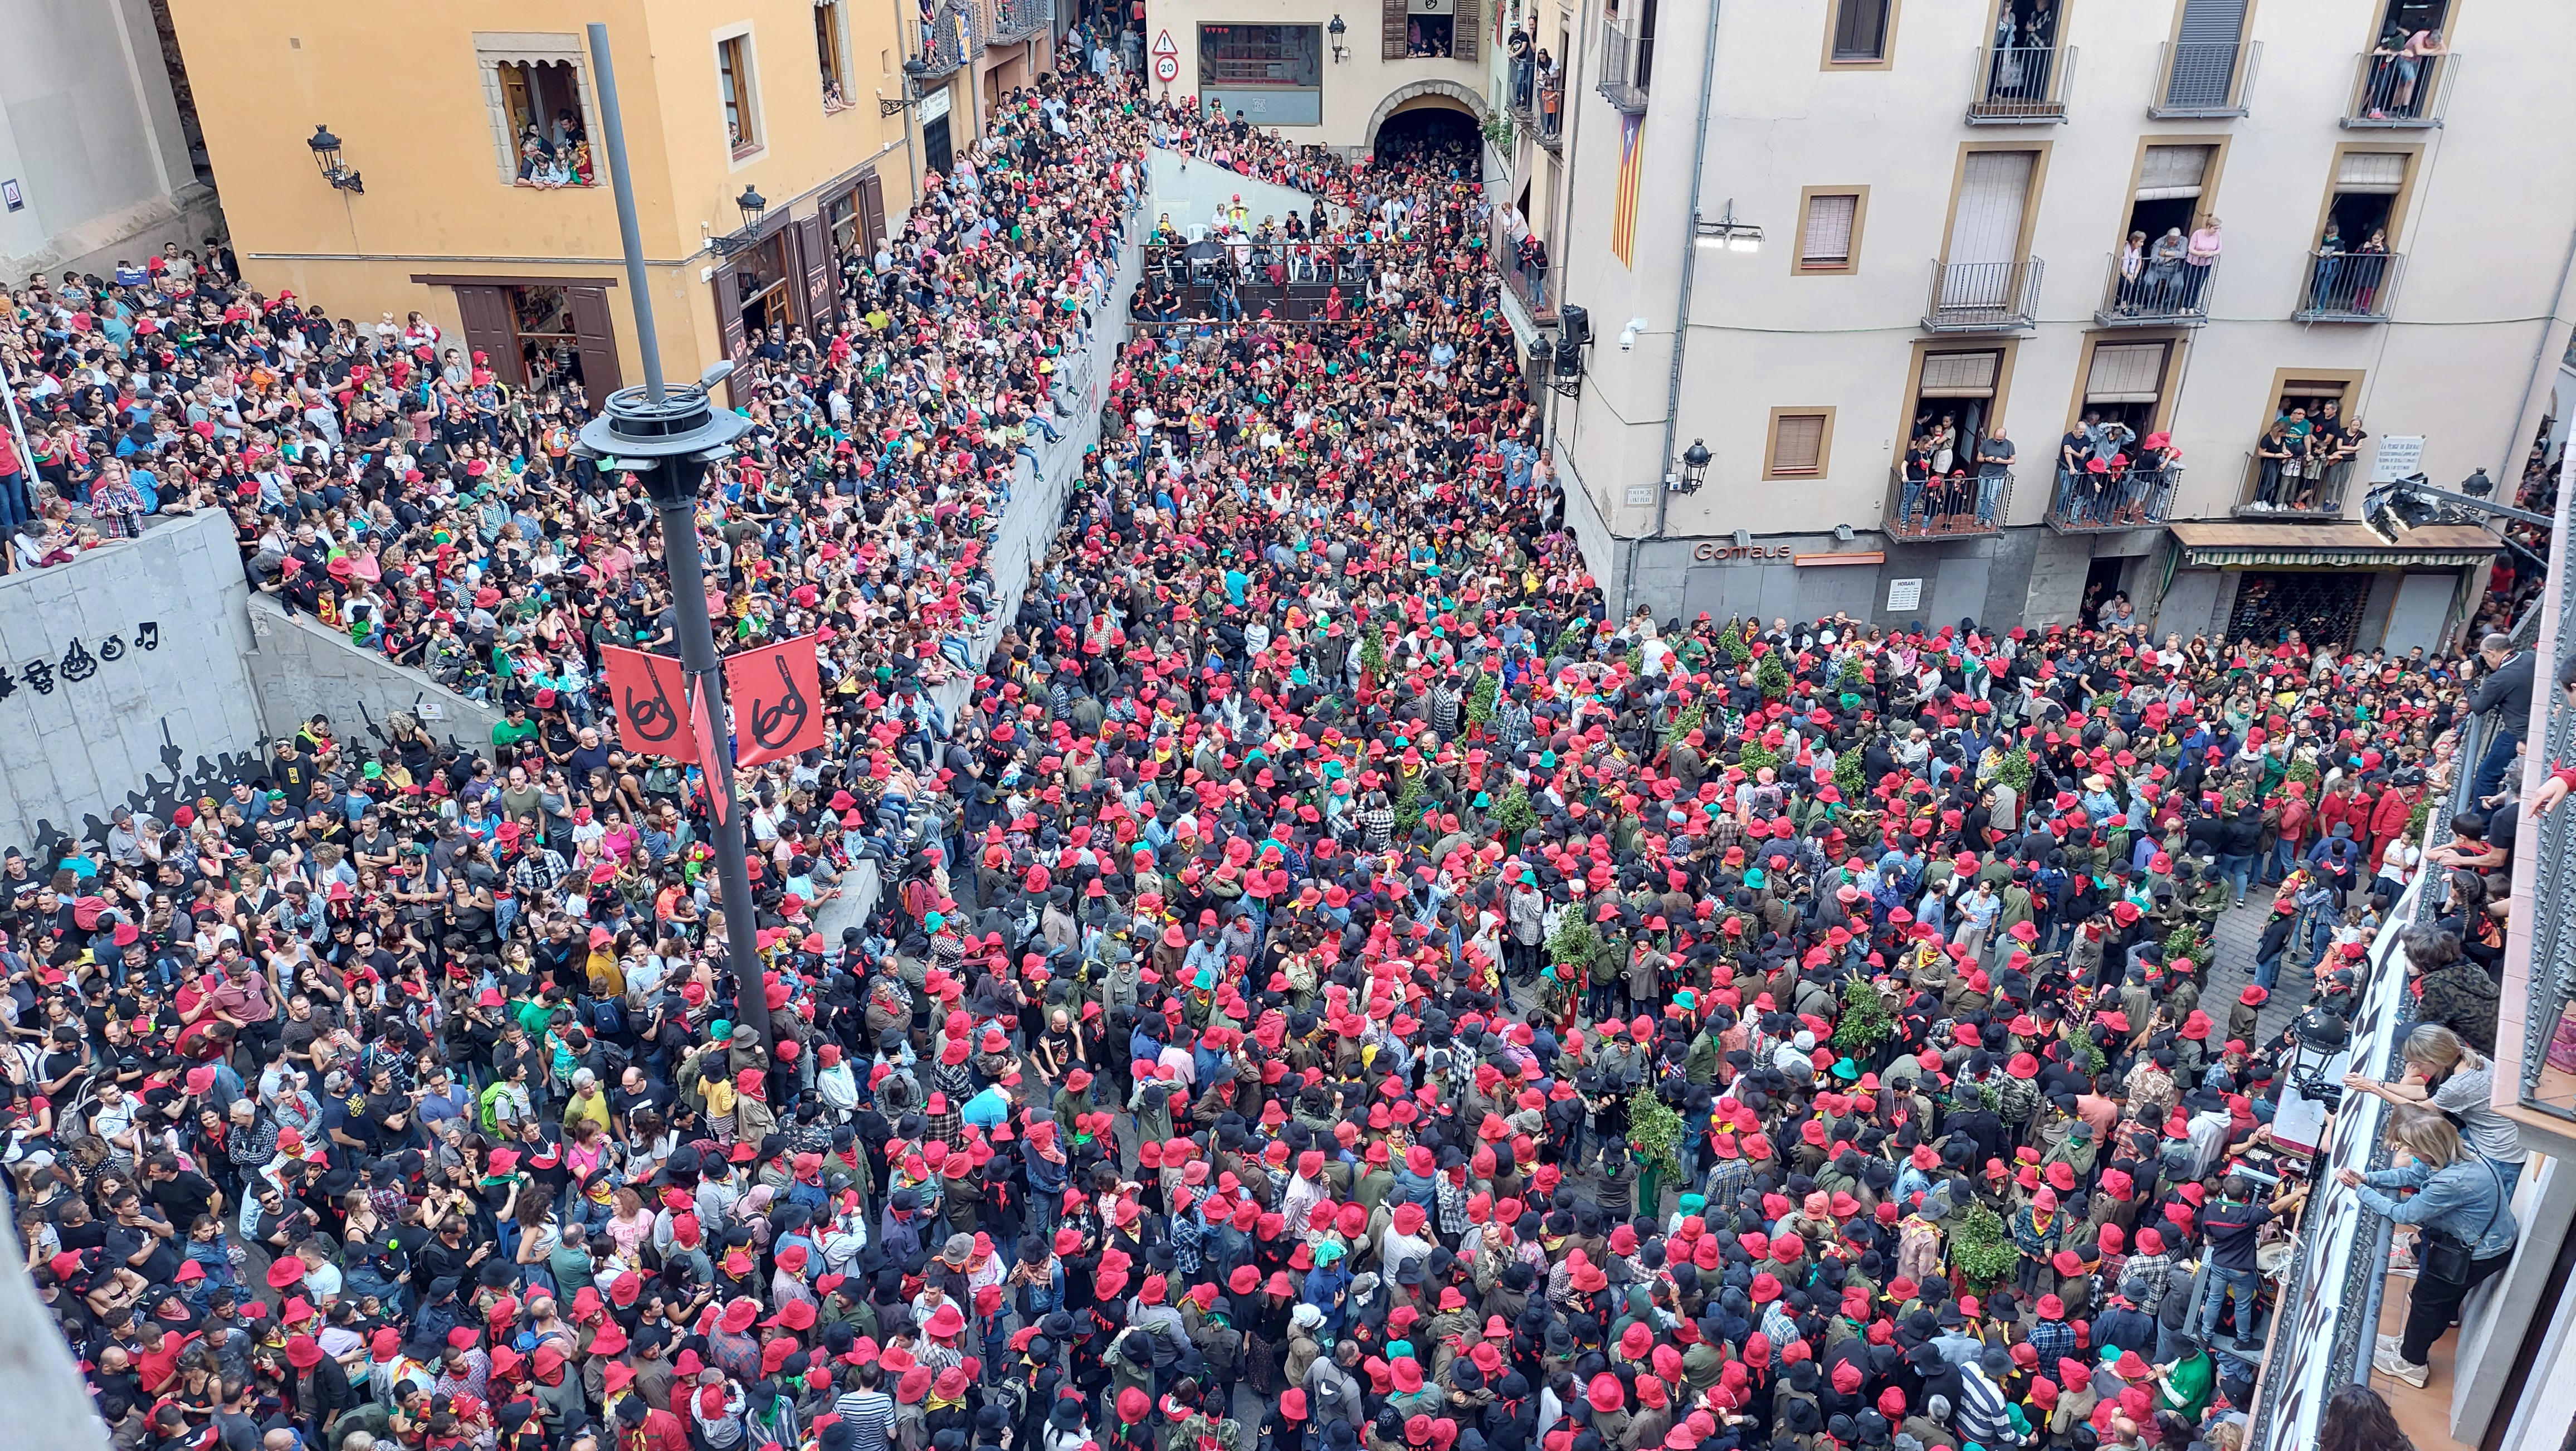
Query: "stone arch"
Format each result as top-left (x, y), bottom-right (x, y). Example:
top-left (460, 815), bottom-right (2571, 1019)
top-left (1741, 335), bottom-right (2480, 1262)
top-left (1363, 79), bottom-right (1486, 150)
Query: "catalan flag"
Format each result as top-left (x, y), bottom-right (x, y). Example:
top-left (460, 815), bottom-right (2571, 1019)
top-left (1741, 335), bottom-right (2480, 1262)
top-left (1611, 113), bottom-right (1644, 267)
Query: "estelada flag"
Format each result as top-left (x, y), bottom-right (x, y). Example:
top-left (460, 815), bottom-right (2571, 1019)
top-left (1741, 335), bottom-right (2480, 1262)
top-left (601, 646), bottom-right (699, 762)
top-left (724, 634), bottom-right (827, 768)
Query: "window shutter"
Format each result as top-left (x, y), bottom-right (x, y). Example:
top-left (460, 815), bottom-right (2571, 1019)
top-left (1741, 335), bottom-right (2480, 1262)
top-left (1917, 350), bottom-right (1999, 398)
top-left (797, 215), bottom-right (837, 333)
top-left (1384, 0), bottom-right (1409, 60)
top-left (1801, 194), bottom-right (1858, 267)
top-left (568, 286), bottom-right (623, 396)
top-left (2084, 343), bottom-right (2169, 403)
top-left (2135, 145), bottom-right (2212, 201)
top-left (2335, 151), bottom-right (2408, 193)
top-left (1773, 414), bottom-right (1827, 474)
top-left (1455, 0), bottom-right (1481, 62)
top-left (453, 286), bottom-right (521, 387)
top-left (858, 171), bottom-right (888, 255)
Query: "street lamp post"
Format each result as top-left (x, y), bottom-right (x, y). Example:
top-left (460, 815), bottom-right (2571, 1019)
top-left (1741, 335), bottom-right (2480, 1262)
top-left (580, 22), bottom-right (770, 1044)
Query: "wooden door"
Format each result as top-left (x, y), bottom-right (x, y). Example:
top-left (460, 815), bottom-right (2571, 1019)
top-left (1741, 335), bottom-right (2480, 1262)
top-left (567, 286), bottom-right (623, 396)
top-left (859, 171), bottom-right (887, 255)
top-left (796, 214), bottom-right (837, 333)
top-left (715, 264), bottom-right (750, 378)
top-left (453, 285), bottom-right (520, 386)
top-left (1454, 0), bottom-right (1480, 62)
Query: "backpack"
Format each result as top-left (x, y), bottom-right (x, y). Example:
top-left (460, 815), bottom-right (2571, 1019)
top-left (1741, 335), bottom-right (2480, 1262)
top-left (478, 1081), bottom-right (515, 1136)
top-left (586, 995), bottom-right (627, 1038)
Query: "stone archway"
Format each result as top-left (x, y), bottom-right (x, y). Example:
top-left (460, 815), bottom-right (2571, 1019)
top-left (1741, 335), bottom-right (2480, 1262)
top-left (1363, 79), bottom-right (1487, 151)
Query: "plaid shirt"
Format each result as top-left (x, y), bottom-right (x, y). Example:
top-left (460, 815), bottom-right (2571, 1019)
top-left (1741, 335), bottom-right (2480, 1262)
top-left (513, 849), bottom-right (568, 899)
top-left (2121, 1250), bottom-right (2175, 1313)
top-left (90, 475), bottom-right (147, 537)
top-left (1170, 1207), bottom-right (1206, 1275)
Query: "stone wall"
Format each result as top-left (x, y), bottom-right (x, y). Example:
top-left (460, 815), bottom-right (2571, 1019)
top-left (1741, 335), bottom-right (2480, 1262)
top-left (0, 510), bottom-right (266, 860)
top-left (243, 595), bottom-right (505, 754)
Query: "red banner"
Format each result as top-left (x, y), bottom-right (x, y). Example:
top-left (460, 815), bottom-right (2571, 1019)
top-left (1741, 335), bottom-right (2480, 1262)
top-left (724, 634), bottom-right (827, 767)
top-left (601, 646), bottom-right (700, 762)
top-left (690, 681), bottom-right (730, 824)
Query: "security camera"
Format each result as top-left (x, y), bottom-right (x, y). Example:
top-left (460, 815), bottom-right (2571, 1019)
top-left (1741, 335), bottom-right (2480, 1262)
top-left (1618, 317), bottom-right (1649, 351)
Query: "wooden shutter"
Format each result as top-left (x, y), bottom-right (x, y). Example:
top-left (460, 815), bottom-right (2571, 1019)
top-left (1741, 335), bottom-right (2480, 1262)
top-left (2136, 145), bottom-right (2212, 200)
top-left (796, 214), bottom-right (837, 332)
top-left (1800, 194), bottom-right (1858, 267)
top-left (1772, 414), bottom-right (1826, 474)
top-left (859, 171), bottom-right (888, 255)
top-left (453, 286), bottom-right (520, 386)
top-left (1946, 150), bottom-right (2034, 266)
top-left (1454, 0), bottom-right (1480, 62)
top-left (2336, 152), bottom-right (2407, 193)
top-left (715, 265), bottom-right (750, 379)
top-left (1917, 350), bottom-right (1999, 398)
top-left (567, 286), bottom-right (623, 396)
top-left (2084, 342), bottom-right (2168, 403)
top-left (1384, 0), bottom-right (1408, 60)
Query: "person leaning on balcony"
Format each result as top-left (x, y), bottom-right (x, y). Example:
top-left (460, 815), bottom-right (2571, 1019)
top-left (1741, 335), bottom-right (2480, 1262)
top-left (2336, 1104), bottom-right (2519, 1389)
top-left (2184, 217), bottom-right (2222, 308)
top-left (1975, 424), bottom-right (2014, 527)
top-left (2147, 228), bottom-right (2188, 308)
top-left (2253, 420), bottom-right (2294, 507)
top-left (2341, 1024), bottom-right (2527, 1180)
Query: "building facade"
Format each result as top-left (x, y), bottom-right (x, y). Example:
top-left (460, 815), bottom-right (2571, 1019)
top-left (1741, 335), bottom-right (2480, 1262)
top-left (1144, 0), bottom-right (1494, 150)
top-left (160, 0), bottom-right (967, 401)
top-left (0, 0), bottom-right (223, 285)
top-left (1511, 0), bottom-right (2576, 651)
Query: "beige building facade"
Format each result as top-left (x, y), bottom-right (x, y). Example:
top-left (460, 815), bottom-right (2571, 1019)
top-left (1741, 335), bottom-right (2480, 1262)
top-left (1509, 0), bottom-right (2576, 651)
top-left (160, 0), bottom-right (998, 400)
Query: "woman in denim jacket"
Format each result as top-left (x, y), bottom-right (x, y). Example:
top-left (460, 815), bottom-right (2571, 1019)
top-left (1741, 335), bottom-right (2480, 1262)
top-left (2338, 1104), bottom-right (2519, 1386)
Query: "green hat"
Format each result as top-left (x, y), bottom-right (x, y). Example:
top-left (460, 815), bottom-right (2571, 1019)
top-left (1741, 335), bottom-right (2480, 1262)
top-left (710, 1020), bottom-right (732, 1040)
top-left (1832, 1057), bottom-right (1861, 1080)
top-left (362, 761), bottom-right (383, 780)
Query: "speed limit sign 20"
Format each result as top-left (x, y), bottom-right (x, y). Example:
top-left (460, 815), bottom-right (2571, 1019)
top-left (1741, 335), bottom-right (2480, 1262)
top-left (1153, 53), bottom-right (1179, 81)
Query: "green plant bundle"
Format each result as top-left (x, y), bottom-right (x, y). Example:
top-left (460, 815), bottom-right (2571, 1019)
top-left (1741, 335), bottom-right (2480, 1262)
top-left (1468, 673), bottom-right (1500, 726)
top-left (1949, 1204), bottom-right (2019, 1283)
top-left (1993, 749), bottom-right (2035, 794)
top-left (1629, 1093), bottom-right (1686, 1181)
top-left (1832, 977), bottom-right (1891, 1053)
top-left (1756, 653), bottom-right (1791, 701)
top-left (1494, 782), bottom-right (1539, 838)
top-left (1833, 749), bottom-right (1865, 800)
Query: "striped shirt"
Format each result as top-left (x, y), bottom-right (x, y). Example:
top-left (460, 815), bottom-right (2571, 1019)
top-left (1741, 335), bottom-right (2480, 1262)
top-left (833, 1388), bottom-right (899, 1451)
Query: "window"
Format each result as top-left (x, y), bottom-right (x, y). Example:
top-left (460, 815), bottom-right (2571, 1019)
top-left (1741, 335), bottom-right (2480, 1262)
top-left (1764, 408), bottom-right (1835, 478)
top-left (719, 35), bottom-right (760, 154)
top-left (1794, 188), bottom-right (1866, 273)
top-left (2077, 340), bottom-right (2175, 444)
top-left (816, 3), bottom-right (851, 111)
top-left (1201, 25), bottom-right (1324, 126)
top-left (484, 45), bottom-right (600, 188)
top-left (1828, 0), bottom-right (1895, 64)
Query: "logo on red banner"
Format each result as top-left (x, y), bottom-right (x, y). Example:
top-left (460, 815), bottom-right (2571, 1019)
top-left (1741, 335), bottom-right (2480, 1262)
top-left (601, 646), bottom-right (700, 761)
top-left (724, 634), bottom-right (827, 768)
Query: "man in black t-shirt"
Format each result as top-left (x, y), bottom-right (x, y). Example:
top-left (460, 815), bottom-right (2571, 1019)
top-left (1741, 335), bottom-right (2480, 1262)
top-left (2194, 1174), bottom-right (2307, 1341)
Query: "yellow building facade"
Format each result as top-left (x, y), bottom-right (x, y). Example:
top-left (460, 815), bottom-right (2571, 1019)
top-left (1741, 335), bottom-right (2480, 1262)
top-left (159, 0), bottom-right (1022, 397)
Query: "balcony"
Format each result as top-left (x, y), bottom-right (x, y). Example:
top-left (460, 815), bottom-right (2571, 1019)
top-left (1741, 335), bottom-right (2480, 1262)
top-left (2233, 450), bottom-right (2357, 519)
top-left (2343, 48), bottom-right (2456, 127)
top-left (1493, 209), bottom-right (1557, 323)
top-left (2293, 249), bottom-right (2401, 322)
top-left (1965, 43), bottom-right (2075, 124)
top-left (988, 0), bottom-right (1048, 42)
top-left (2092, 251), bottom-right (2215, 327)
top-left (2148, 38), bottom-right (2258, 118)
top-left (1534, 74), bottom-right (1564, 149)
top-left (1921, 257), bottom-right (2043, 333)
top-left (913, 2), bottom-right (980, 80)
top-left (1509, 57), bottom-right (1535, 118)
top-left (1884, 465), bottom-right (2012, 543)
top-left (1597, 18), bottom-right (1650, 113)
top-left (2046, 462), bottom-right (2180, 533)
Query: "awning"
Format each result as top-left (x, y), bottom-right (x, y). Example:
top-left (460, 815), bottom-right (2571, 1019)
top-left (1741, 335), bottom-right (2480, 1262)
top-left (2167, 521), bottom-right (2501, 569)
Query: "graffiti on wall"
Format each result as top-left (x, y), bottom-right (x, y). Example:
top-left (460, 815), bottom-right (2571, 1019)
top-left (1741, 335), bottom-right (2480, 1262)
top-left (23, 717), bottom-right (271, 869)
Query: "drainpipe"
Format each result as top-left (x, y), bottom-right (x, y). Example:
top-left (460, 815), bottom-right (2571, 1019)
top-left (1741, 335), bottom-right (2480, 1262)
top-left (894, 0), bottom-right (922, 202)
top-left (1623, 0), bottom-right (1721, 619)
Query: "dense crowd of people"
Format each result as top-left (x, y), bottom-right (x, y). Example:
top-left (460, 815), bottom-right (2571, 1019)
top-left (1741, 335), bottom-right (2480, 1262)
top-left (0, 22), bottom-right (2551, 1451)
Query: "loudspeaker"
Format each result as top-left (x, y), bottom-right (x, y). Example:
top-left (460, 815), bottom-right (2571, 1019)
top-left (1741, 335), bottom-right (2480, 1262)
top-left (1558, 304), bottom-right (1591, 352)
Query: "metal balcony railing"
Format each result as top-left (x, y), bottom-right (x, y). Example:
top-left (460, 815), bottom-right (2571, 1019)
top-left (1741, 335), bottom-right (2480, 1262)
top-left (988, 0), bottom-right (1048, 42)
top-left (1509, 56), bottom-right (1535, 118)
top-left (2344, 47), bottom-right (2456, 126)
top-left (1534, 75), bottom-right (1564, 148)
top-left (1884, 465), bottom-right (2012, 541)
top-left (1967, 43), bottom-right (2075, 123)
top-left (1922, 257), bottom-right (2043, 332)
top-left (2148, 38), bottom-right (2258, 117)
top-left (2295, 249), bottom-right (2402, 322)
top-left (1492, 209), bottom-right (1556, 323)
top-left (2046, 462), bottom-right (2180, 533)
top-left (2516, 461), bottom-right (2575, 1118)
top-left (2233, 449), bottom-right (2357, 519)
top-left (1597, 18), bottom-right (1650, 113)
top-left (914, 2), bottom-right (979, 79)
top-left (2094, 250), bottom-right (2216, 326)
